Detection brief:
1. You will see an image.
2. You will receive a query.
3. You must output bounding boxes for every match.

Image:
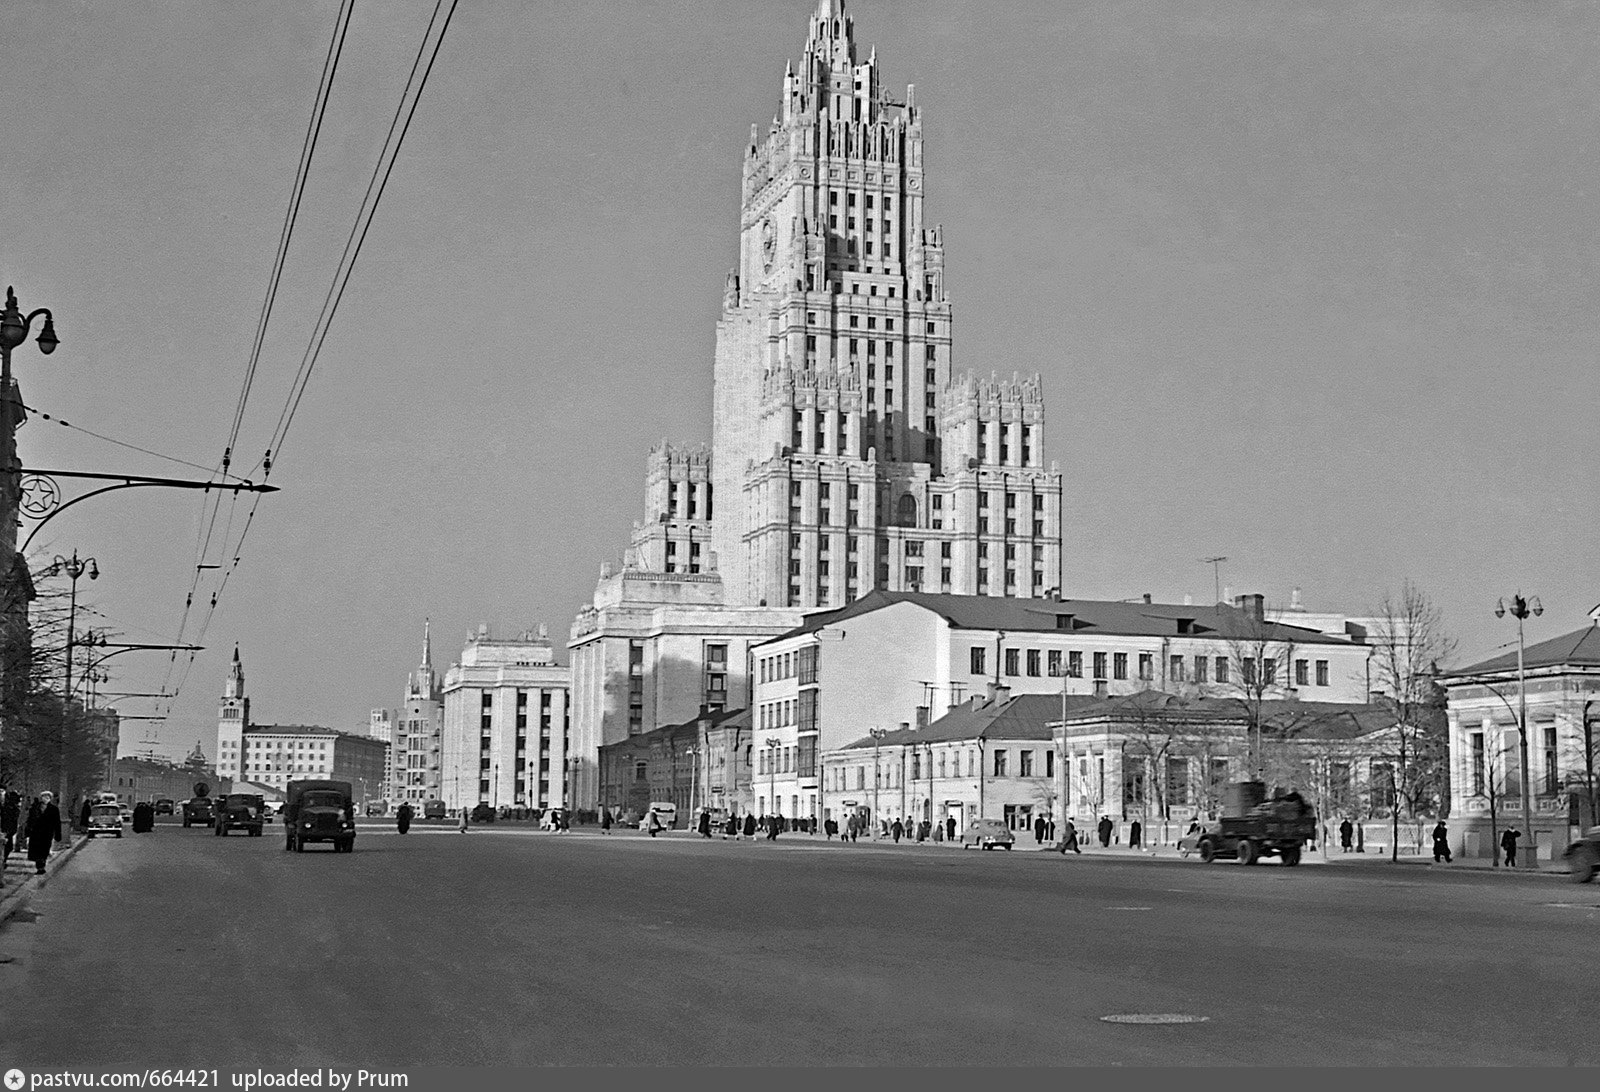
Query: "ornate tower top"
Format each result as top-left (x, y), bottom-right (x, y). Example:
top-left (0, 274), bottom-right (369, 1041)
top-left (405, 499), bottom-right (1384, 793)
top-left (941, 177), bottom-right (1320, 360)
top-left (223, 643), bottom-right (245, 700)
top-left (408, 618), bottom-right (440, 702)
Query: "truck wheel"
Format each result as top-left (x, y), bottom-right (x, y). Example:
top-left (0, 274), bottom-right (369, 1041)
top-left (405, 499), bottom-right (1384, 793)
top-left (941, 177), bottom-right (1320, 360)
top-left (1569, 844), bottom-right (1598, 884)
top-left (1281, 845), bottom-right (1302, 867)
top-left (1197, 838), bottom-right (1216, 864)
top-left (1237, 839), bottom-right (1258, 866)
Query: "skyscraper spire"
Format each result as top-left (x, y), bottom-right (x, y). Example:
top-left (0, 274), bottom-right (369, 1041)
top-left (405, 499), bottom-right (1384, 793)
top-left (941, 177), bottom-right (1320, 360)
top-left (422, 617), bottom-right (432, 672)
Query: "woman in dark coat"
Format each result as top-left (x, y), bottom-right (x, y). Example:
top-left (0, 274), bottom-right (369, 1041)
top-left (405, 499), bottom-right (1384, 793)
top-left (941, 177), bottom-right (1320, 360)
top-left (396, 803), bottom-right (413, 834)
top-left (743, 812), bottom-right (757, 840)
top-left (697, 810), bottom-right (712, 838)
top-left (24, 792), bottom-right (63, 874)
top-left (724, 813), bottom-right (738, 839)
top-left (1, 789), bottom-right (20, 869)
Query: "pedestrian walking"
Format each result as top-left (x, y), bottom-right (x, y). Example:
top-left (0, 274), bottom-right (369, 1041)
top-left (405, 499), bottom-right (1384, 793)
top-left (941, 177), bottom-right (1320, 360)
top-left (1046, 818), bottom-right (1056, 842)
top-left (1033, 815), bottom-right (1046, 845)
top-left (945, 815), bottom-right (956, 842)
top-left (1431, 820), bottom-right (1452, 863)
top-left (698, 809), bottom-right (712, 838)
top-left (77, 797), bottom-right (92, 832)
top-left (601, 808), bottom-right (612, 834)
top-left (648, 808), bottom-right (663, 837)
top-left (458, 807), bottom-right (469, 834)
top-left (1097, 815), bottom-right (1113, 848)
top-left (1, 787), bottom-right (21, 875)
top-left (766, 814), bottom-right (780, 841)
top-left (1501, 828), bottom-right (1520, 868)
top-left (1129, 819), bottom-right (1143, 850)
top-left (1339, 818), bottom-right (1354, 852)
top-left (743, 812), bottom-right (757, 840)
top-left (22, 791), bottom-right (63, 875)
top-left (891, 818), bottom-right (904, 843)
top-left (559, 809), bottom-right (571, 832)
top-left (724, 814), bottom-right (738, 839)
top-left (1058, 818), bottom-right (1081, 854)
top-left (396, 803), bottom-right (413, 834)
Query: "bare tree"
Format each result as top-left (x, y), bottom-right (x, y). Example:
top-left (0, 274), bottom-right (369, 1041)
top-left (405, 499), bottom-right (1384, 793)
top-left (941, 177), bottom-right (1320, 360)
top-left (1466, 728), bottom-right (1519, 867)
top-left (1205, 604), bottom-right (1318, 779)
top-left (1369, 581), bottom-right (1457, 861)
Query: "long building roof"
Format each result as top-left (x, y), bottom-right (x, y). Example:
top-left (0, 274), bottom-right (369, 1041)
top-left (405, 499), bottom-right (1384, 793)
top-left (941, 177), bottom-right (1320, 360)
top-left (1454, 623), bottom-right (1600, 676)
top-left (766, 590), bottom-right (1353, 647)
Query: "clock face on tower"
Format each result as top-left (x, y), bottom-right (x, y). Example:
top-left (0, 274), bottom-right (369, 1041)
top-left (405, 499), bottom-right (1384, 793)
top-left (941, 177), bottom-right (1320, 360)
top-left (760, 217), bottom-right (776, 272)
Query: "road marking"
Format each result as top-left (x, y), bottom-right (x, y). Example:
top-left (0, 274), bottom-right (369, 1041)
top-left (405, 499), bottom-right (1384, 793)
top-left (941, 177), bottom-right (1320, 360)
top-left (1541, 902), bottom-right (1600, 909)
top-left (1100, 1013), bottom-right (1209, 1025)
top-left (1106, 906), bottom-right (1152, 911)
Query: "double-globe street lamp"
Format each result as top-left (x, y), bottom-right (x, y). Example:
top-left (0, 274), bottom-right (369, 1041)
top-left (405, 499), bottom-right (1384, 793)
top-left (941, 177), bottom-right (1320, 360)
top-left (38, 551), bottom-right (96, 802)
top-left (1495, 593), bottom-right (1542, 866)
top-left (869, 726), bottom-right (888, 838)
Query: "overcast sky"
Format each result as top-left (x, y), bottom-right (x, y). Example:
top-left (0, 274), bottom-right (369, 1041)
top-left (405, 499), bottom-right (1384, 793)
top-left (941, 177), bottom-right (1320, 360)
top-left (2, 0), bottom-right (1594, 760)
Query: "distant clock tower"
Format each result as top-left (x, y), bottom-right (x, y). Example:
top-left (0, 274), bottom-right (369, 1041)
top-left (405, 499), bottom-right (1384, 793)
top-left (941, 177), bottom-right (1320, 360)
top-left (216, 645), bottom-right (250, 783)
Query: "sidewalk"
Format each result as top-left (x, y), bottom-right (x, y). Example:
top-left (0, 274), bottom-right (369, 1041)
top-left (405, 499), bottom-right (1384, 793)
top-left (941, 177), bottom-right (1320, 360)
top-left (0, 833), bottom-right (91, 928)
top-left (1028, 840), bottom-right (1572, 876)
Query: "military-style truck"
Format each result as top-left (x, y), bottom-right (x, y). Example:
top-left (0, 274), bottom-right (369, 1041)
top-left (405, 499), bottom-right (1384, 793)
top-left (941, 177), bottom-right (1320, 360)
top-left (1195, 781), bottom-right (1316, 866)
top-left (283, 779), bottom-right (357, 853)
top-left (214, 792), bottom-right (266, 837)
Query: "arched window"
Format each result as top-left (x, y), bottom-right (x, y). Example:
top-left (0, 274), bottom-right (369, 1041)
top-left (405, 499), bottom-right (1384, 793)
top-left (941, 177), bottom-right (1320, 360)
top-left (897, 494), bottom-right (917, 527)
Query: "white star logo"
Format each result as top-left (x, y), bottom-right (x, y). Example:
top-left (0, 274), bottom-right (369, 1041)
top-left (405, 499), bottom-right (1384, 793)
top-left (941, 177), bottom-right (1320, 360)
top-left (5, 1068), bottom-right (26, 1090)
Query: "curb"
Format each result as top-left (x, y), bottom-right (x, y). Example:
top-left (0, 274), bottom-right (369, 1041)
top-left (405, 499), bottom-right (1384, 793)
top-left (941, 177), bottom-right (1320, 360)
top-left (0, 834), bottom-right (90, 929)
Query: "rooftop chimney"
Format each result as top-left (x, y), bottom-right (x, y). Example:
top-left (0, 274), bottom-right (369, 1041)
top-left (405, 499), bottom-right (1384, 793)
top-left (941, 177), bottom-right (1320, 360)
top-left (1142, 593), bottom-right (1152, 604)
top-left (1233, 593), bottom-right (1266, 622)
top-left (986, 682), bottom-right (1011, 705)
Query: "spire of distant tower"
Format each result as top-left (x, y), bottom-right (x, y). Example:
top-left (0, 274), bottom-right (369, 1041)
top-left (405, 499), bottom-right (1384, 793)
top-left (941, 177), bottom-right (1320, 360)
top-left (422, 617), bottom-right (432, 671)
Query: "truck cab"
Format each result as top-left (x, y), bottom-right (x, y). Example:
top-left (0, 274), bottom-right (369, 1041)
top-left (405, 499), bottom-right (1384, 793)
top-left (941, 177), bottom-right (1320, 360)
top-left (284, 780), bottom-right (356, 853)
top-left (214, 793), bottom-right (266, 837)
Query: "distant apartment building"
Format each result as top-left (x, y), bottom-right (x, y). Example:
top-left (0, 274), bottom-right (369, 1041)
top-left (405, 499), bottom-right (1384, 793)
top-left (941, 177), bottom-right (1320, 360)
top-left (212, 645), bottom-right (388, 802)
top-left (441, 624), bottom-right (570, 813)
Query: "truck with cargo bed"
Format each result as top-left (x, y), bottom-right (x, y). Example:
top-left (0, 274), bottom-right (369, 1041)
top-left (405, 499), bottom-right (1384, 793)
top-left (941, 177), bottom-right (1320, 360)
top-left (283, 780), bottom-right (356, 853)
top-left (1195, 780), bottom-right (1316, 866)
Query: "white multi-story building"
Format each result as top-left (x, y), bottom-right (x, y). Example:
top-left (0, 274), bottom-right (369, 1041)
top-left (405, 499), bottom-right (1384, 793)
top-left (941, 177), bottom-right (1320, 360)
top-left (754, 590), bottom-right (1377, 827)
top-left (442, 624), bottom-right (570, 813)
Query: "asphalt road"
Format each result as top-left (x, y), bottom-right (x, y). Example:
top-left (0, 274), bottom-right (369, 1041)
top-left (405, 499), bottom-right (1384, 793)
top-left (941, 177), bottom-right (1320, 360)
top-left (2, 819), bottom-right (1595, 1066)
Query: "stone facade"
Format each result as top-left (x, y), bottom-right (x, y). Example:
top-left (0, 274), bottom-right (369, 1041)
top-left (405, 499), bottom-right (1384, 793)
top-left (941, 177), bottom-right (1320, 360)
top-left (597, 707), bottom-right (753, 826)
top-left (441, 624), bottom-right (570, 813)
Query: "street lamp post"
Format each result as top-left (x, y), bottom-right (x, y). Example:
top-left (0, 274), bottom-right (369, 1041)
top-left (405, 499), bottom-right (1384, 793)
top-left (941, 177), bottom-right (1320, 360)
top-left (869, 727), bottom-right (887, 837)
top-left (685, 746), bottom-right (698, 823)
top-left (764, 739), bottom-right (779, 827)
top-left (1496, 594), bottom-right (1543, 866)
top-left (39, 551), bottom-right (97, 803)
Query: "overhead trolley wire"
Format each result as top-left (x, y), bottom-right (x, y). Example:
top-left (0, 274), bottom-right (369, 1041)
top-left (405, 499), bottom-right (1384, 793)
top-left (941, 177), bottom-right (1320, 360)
top-left (164, 0), bottom-right (462, 711)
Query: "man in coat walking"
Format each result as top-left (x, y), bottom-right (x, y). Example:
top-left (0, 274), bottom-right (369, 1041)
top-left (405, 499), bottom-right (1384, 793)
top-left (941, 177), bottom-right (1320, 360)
top-left (1097, 815), bottom-right (1114, 848)
top-left (1431, 820), bottom-right (1453, 863)
top-left (1033, 815), bottom-right (1046, 845)
top-left (1057, 818), bottom-right (1081, 854)
top-left (1501, 827), bottom-right (1520, 868)
top-left (23, 791), bottom-right (63, 875)
top-left (743, 812), bottom-right (757, 840)
top-left (1339, 818), bottom-right (1354, 852)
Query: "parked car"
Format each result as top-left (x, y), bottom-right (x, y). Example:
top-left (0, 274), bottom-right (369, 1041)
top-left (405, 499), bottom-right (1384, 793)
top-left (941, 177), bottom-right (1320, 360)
top-left (87, 803), bottom-right (124, 838)
top-left (153, 798), bottom-right (175, 816)
top-left (961, 818), bottom-right (1015, 851)
top-left (423, 800), bottom-right (446, 821)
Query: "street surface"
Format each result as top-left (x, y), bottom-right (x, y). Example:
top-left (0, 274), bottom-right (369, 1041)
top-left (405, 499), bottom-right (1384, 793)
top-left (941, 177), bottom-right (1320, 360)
top-left (2, 818), bottom-right (1595, 1066)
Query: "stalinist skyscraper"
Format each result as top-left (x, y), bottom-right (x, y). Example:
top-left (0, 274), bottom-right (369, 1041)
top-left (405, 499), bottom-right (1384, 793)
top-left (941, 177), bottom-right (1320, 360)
top-left (571, 1), bottom-right (1064, 805)
top-left (710, 0), bottom-right (1062, 609)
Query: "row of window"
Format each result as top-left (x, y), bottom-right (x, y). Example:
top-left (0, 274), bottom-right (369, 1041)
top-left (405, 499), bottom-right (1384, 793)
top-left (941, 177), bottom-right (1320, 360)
top-left (1468, 726), bottom-right (1562, 796)
top-left (823, 746), bottom-right (1057, 790)
top-left (967, 646), bottom-right (1333, 687)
